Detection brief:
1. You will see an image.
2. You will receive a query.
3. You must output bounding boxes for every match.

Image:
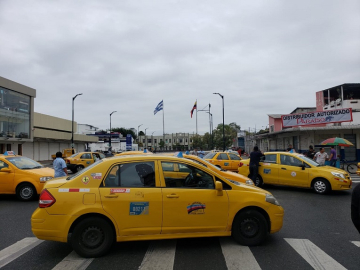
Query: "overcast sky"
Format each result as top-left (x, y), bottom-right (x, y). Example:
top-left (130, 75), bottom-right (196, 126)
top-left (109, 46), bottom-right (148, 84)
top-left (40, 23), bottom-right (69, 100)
top-left (0, 0), bottom-right (359, 136)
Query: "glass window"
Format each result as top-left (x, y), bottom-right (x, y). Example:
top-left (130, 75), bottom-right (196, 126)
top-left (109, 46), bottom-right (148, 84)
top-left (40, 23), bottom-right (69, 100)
top-left (280, 155), bottom-right (303, 166)
top-left (203, 153), bottom-right (216, 159)
top-left (169, 139), bottom-right (171, 143)
top-left (264, 154), bottom-right (277, 163)
top-left (0, 160), bottom-right (9, 170)
top-left (80, 153), bottom-right (92, 159)
top-left (217, 153), bottom-right (229, 160)
top-left (104, 162), bottom-right (155, 188)
top-left (0, 87), bottom-right (30, 139)
top-left (161, 162), bottom-right (214, 189)
top-left (229, 153), bottom-right (241, 160)
top-left (6, 156), bottom-right (43, 169)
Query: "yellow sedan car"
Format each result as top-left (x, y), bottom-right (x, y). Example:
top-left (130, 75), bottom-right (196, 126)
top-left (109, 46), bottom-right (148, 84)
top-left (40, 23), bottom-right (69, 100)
top-left (32, 155), bottom-right (284, 257)
top-left (204, 152), bottom-right (242, 172)
top-left (0, 151), bottom-right (54, 200)
top-left (115, 150), bottom-right (153, 156)
top-left (238, 152), bottom-right (352, 194)
top-left (183, 154), bottom-right (253, 185)
top-left (65, 152), bottom-right (106, 173)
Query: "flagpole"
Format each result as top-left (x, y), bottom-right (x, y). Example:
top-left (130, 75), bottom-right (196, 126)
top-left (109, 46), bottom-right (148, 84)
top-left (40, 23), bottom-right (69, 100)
top-left (163, 101), bottom-right (165, 150)
top-left (196, 99), bottom-right (198, 135)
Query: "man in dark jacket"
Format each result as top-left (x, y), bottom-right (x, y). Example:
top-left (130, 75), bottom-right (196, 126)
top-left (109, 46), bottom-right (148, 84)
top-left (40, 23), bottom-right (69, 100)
top-left (249, 146), bottom-right (264, 184)
top-left (351, 184), bottom-right (360, 234)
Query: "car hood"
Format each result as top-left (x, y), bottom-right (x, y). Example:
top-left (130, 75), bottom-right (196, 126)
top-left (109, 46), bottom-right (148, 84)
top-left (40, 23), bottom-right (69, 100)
top-left (315, 166), bottom-right (348, 174)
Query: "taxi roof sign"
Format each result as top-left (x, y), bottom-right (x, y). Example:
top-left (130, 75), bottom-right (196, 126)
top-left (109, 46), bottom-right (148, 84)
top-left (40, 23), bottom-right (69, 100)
top-left (176, 152), bottom-right (183, 158)
top-left (143, 149), bottom-right (148, 153)
top-left (4, 151), bottom-right (16, 156)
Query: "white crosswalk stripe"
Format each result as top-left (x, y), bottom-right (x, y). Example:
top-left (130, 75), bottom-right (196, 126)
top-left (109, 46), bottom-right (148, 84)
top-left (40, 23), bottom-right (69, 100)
top-left (220, 238), bottom-right (261, 270)
top-left (139, 240), bottom-right (177, 270)
top-left (285, 238), bottom-right (346, 270)
top-left (52, 251), bottom-right (94, 270)
top-left (350, 241), bottom-right (360, 247)
top-left (0, 237), bottom-right (43, 268)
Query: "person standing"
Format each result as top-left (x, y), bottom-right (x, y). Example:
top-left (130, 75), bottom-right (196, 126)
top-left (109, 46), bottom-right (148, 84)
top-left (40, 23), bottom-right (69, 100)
top-left (306, 145), bottom-right (315, 159)
top-left (53, 152), bottom-right (68, 177)
top-left (351, 184), bottom-right (360, 234)
top-left (249, 146), bottom-right (264, 183)
top-left (287, 144), bottom-right (296, 153)
top-left (313, 147), bottom-right (329, 166)
top-left (329, 146), bottom-right (337, 167)
top-left (198, 148), bottom-right (205, 158)
top-left (237, 147), bottom-right (242, 157)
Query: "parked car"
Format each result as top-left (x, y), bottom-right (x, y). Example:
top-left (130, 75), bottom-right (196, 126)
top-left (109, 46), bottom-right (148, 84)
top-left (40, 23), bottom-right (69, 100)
top-left (65, 152), bottom-right (106, 173)
top-left (204, 152), bottom-right (242, 172)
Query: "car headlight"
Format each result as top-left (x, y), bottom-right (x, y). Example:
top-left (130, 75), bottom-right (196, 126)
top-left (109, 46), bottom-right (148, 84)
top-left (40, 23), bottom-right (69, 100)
top-left (246, 179), bottom-right (254, 186)
top-left (265, 194), bottom-right (280, 206)
top-left (331, 172), bottom-right (345, 179)
top-left (40, 176), bottom-right (53, 183)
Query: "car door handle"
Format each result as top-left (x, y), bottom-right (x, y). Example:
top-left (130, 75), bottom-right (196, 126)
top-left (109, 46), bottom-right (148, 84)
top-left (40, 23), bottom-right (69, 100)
top-left (104, 195), bottom-right (118, 198)
top-left (281, 168), bottom-right (287, 170)
top-left (166, 194), bottom-right (179, 198)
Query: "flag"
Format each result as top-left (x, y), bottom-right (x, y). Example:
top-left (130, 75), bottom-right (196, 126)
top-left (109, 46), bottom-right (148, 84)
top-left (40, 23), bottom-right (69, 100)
top-left (154, 100), bottom-right (163, 115)
top-left (190, 101), bottom-right (197, 118)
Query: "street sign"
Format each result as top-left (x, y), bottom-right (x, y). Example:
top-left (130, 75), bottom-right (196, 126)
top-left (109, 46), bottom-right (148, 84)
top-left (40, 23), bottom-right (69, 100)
top-left (126, 134), bottom-right (132, 151)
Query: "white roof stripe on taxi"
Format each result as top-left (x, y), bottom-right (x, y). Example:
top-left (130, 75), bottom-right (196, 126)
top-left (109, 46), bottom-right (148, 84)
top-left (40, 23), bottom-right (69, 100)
top-left (58, 188), bottom-right (90, 192)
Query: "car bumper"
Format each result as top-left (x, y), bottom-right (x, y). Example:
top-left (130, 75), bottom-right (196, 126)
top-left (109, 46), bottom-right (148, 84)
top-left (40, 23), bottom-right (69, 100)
top-left (269, 206), bottom-right (284, 234)
top-left (31, 208), bottom-right (74, 243)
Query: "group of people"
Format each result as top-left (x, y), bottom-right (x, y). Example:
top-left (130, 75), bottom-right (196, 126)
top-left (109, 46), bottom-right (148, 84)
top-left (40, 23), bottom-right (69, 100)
top-left (193, 148), bottom-right (205, 158)
top-left (248, 145), bottom-right (360, 236)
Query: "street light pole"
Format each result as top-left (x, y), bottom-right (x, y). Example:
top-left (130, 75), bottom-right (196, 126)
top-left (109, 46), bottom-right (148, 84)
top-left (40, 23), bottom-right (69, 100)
top-left (138, 124), bottom-right (143, 144)
top-left (213, 93), bottom-right (225, 151)
top-left (71, 93), bottom-right (83, 154)
top-left (145, 127), bottom-right (149, 150)
top-left (109, 111), bottom-right (117, 153)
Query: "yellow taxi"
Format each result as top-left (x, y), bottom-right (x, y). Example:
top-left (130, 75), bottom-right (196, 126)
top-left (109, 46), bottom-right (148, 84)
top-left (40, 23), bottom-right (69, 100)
top-left (0, 151), bottom-right (54, 201)
top-left (204, 152), bottom-right (242, 172)
top-left (32, 155), bottom-right (284, 257)
top-left (115, 150), bottom-right (153, 156)
top-left (65, 152), bottom-right (106, 173)
top-left (356, 163), bottom-right (360, 176)
top-left (182, 153), bottom-right (253, 185)
top-left (238, 152), bottom-right (352, 194)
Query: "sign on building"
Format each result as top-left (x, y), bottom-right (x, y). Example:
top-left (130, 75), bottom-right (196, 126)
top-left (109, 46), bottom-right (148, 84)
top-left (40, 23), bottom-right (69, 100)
top-left (126, 134), bottom-right (132, 151)
top-left (282, 108), bottom-right (353, 127)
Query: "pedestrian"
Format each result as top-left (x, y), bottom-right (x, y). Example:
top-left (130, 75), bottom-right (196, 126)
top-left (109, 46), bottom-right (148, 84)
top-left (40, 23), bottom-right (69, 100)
top-left (313, 147), bottom-right (329, 166)
top-left (351, 184), bottom-right (360, 234)
top-left (53, 151), bottom-right (68, 178)
top-left (193, 148), bottom-right (198, 156)
top-left (198, 148), bottom-right (205, 158)
top-left (237, 147), bottom-right (242, 157)
top-left (306, 145), bottom-right (315, 160)
top-left (249, 146), bottom-right (264, 183)
top-left (329, 146), bottom-right (337, 167)
top-left (287, 144), bottom-right (296, 153)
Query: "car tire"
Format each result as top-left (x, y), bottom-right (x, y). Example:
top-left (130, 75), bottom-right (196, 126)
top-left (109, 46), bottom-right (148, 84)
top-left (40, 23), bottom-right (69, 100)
top-left (76, 165), bottom-right (84, 172)
top-left (347, 164), bottom-right (357, 174)
top-left (232, 209), bottom-right (268, 246)
top-left (312, 178), bottom-right (331, 194)
top-left (71, 217), bottom-right (114, 258)
top-left (16, 183), bottom-right (36, 201)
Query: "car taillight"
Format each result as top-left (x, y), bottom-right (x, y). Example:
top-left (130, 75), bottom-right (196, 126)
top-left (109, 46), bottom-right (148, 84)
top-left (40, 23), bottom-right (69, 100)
top-left (39, 189), bottom-right (56, 208)
top-left (239, 162), bottom-right (243, 167)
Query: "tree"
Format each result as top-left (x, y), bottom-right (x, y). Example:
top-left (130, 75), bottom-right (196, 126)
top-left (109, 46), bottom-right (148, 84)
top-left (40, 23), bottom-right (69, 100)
top-left (159, 140), bottom-right (165, 149)
top-left (191, 134), bottom-right (203, 149)
top-left (111, 127), bottom-right (137, 140)
top-left (212, 123), bottom-right (239, 150)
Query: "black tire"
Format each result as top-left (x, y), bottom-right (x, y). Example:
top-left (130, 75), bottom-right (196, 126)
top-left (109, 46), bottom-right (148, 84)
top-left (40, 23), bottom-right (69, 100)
top-left (248, 174), bottom-right (263, 187)
top-left (232, 210), bottom-right (268, 246)
top-left (312, 178), bottom-right (331, 194)
top-left (347, 164), bottom-right (357, 174)
top-left (71, 217), bottom-right (114, 258)
top-left (16, 183), bottom-right (36, 201)
top-left (76, 165), bottom-right (84, 172)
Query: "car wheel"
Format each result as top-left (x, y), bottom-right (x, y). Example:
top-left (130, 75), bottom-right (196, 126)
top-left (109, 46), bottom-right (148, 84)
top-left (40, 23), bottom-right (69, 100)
top-left (76, 165), bottom-right (84, 172)
top-left (232, 209), bottom-right (268, 246)
top-left (71, 217), bottom-right (114, 258)
top-left (312, 178), bottom-right (331, 194)
top-left (347, 164), bottom-right (357, 174)
top-left (16, 183), bottom-right (36, 201)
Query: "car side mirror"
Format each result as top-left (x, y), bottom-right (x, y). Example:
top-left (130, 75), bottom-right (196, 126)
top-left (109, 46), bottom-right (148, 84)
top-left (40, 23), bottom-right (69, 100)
top-left (215, 181), bottom-right (223, 196)
top-left (0, 168), bottom-right (12, 173)
top-left (300, 163), bottom-right (305, 170)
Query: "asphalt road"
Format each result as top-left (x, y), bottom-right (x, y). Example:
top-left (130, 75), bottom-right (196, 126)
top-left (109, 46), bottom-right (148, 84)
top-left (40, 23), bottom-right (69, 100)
top-left (1, 183), bottom-right (359, 270)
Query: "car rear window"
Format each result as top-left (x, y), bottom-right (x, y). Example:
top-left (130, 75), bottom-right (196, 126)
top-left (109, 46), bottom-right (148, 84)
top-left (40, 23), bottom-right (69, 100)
top-left (204, 153), bottom-right (216, 159)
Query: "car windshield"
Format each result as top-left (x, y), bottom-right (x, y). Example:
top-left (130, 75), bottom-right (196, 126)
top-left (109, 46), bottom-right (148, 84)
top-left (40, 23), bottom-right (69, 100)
top-left (70, 153), bottom-right (78, 158)
top-left (6, 156), bottom-right (44, 169)
top-left (66, 160), bottom-right (103, 180)
top-left (204, 153), bottom-right (216, 159)
top-left (297, 155), bottom-right (320, 166)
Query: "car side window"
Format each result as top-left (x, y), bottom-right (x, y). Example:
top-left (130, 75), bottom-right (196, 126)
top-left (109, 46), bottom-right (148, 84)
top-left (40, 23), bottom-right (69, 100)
top-left (229, 153), bottom-right (241, 160)
top-left (0, 161), bottom-right (9, 170)
top-left (264, 154), bottom-right (277, 163)
top-left (217, 153), bottom-right (229, 160)
top-left (280, 155), bottom-right (302, 167)
top-left (103, 161), bottom-right (155, 187)
top-left (80, 153), bottom-right (92, 159)
top-left (161, 162), bottom-right (215, 189)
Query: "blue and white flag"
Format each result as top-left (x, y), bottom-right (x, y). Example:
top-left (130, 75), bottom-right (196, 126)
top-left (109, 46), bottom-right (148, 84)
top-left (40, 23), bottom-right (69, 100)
top-left (154, 100), bottom-right (163, 115)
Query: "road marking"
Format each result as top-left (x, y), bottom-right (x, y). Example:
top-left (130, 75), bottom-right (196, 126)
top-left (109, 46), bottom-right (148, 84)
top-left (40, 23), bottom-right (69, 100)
top-left (0, 237), bottom-right (43, 268)
top-left (52, 250), bottom-right (93, 270)
top-left (139, 240), bottom-right (176, 270)
top-left (285, 238), bottom-right (346, 270)
top-left (220, 238), bottom-right (261, 270)
top-left (351, 241), bottom-right (360, 247)
top-left (352, 180), bottom-right (360, 183)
